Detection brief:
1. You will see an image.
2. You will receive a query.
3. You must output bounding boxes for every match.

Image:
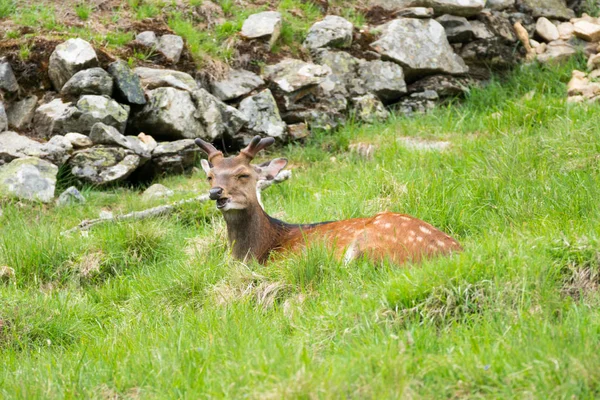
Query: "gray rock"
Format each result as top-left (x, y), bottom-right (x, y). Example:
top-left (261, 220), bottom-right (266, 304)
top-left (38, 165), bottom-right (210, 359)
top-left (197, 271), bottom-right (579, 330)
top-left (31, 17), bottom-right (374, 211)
top-left (536, 17), bottom-right (560, 43)
top-left (371, 0), bottom-right (485, 17)
top-left (264, 58), bottom-right (331, 94)
top-left (149, 139), bottom-right (200, 175)
top-left (241, 11), bottom-right (282, 47)
top-left (48, 38), bottom-right (99, 91)
top-left (89, 122), bottom-right (131, 148)
top-left (470, 20), bottom-right (495, 40)
top-left (282, 108), bottom-right (344, 131)
top-left (124, 136), bottom-right (152, 160)
top-left (33, 98), bottom-right (73, 138)
top-left (239, 89), bottom-right (287, 139)
top-left (0, 102), bottom-right (6, 133)
top-left (157, 34), bottom-right (184, 63)
top-left (358, 59), bottom-right (407, 102)
top-left (133, 67), bottom-right (198, 92)
top-left (519, 0), bottom-right (574, 20)
top-left (395, 93), bottom-right (438, 116)
top-left (6, 96), bottom-right (38, 130)
top-left (287, 123), bottom-right (310, 140)
top-left (352, 94), bottom-right (390, 123)
top-left (43, 135), bottom-right (74, 165)
top-left (459, 37), bottom-right (520, 78)
top-left (132, 87), bottom-right (205, 140)
top-left (0, 130), bottom-right (73, 166)
top-left (303, 15), bottom-right (354, 51)
top-left (135, 31), bottom-right (158, 48)
top-left (536, 39), bottom-right (578, 63)
top-left (0, 157), bottom-right (58, 203)
top-left (57, 186), bottom-right (85, 205)
top-left (437, 14), bottom-right (475, 43)
top-left (313, 50), bottom-right (363, 95)
top-left (396, 7), bottom-right (434, 18)
top-left (210, 69), bottom-right (265, 101)
top-left (407, 74), bottom-right (470, 97)
top-left (107, 60), bottom-right (146, 105)
top-left (64, 132), bottom-right (93, 149)
top-left (192, 88), bottom-right (247, 140)
top-left (68, 146), bottom-right (141, 185)
top-left (371, 18), bottom-right (468, 79)
top-left (61, 67), bottom-right (113, 97)
top-left (142, 183), bottom-right (174, 200)
top-left (138, 132), bottom-right (157, 153)
top-left (63, 95), bottom-right (130, 135)
top-left (486, 0), bottom-right (515, 10)
top-left (0, 60), bottom-right (19, 93)
top-left (479, 12), bottom-right (516, 43)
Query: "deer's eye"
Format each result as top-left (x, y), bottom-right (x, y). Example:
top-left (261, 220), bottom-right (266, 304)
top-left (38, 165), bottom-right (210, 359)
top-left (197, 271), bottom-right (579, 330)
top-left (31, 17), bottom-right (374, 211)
top-left (207, 176), bottom-right (213, 182)
top-left (238, 174), bottom-right (250, 180)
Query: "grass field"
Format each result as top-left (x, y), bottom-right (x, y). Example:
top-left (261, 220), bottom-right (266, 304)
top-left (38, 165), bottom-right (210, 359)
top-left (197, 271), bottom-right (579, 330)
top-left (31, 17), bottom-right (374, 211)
top-left (2, 56), bottom-right (600, 398)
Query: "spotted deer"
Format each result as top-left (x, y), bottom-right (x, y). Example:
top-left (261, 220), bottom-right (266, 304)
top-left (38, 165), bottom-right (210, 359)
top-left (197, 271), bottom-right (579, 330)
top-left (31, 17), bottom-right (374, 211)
top-left (196, 136), bottom-right (462, 265)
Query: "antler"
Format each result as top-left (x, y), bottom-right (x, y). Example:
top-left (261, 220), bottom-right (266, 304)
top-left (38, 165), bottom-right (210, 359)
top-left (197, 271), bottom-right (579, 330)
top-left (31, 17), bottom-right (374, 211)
top-left (239, 136), bottom-right (275, 161)
top-left (194, 138), bottom-right (223, 163)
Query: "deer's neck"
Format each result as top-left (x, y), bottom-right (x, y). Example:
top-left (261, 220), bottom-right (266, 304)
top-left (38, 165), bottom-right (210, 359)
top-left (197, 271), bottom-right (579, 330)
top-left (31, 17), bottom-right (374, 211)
top-left (222, 205), bottom-right (295, 262)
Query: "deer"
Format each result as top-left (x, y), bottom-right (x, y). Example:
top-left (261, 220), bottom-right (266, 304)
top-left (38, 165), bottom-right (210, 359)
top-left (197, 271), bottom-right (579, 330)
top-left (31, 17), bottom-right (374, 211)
top-left (195, 136), bottom-right (462, 265)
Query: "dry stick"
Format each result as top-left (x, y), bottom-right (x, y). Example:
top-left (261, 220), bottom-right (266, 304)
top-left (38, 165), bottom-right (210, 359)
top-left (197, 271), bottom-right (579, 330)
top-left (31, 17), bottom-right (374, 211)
top-left (61, 171), bottom-right (292, 236)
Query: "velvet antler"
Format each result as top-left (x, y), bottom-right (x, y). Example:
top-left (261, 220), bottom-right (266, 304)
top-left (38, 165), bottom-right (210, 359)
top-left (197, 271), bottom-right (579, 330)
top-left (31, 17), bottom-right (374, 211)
top-left (194, 138), bottom-right (223, 163)
top-left (239, 136), bottom-right (275, 161)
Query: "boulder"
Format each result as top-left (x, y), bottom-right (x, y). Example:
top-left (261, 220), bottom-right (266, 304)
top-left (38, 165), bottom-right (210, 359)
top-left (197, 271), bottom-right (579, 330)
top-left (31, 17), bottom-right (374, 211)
top-left (536, 17), bottom-right (560, 42)
top-left (479, 12), bottom-right (516, 43)
top-left (437, 15), bottom-right (475, 43)
top-left (407, 74), bottom-right (470, 97)
top-left (48, 38), bottom-right (99, 91)
top-left (519, 0), bottom-right (574, 20)
top-left (149, 139), bottom-right (200, 175)
top-left (6, 96), bottom-right (38, 130)
top-left (68, 146), bottom-right (141, 185)
top-left (352, 94), bottom-right (390, 123)
top-left (33, 98), bottom-right (73, 138)
top-left (107, 60), bottom-right (146, 105)
top-left (133, 67), bottom-right (198, 92)
top-left (536, 39), bottom-right (577, 63)
top-left (486, 0), bottom-right (515, 10)
top-left (56, 186), bottom-right (86, 205)
top-left (558, 22), bottom-right (575, 40)
top-left (371, 0), bottom-right (485, 17)
top-left (89, 122), bottom-right (131, 149)
top-left (132, 87), bottom-right (205, 140)
top-left (287, 123), bottom-right (310, 140)
top-left (64, 132), bottom-right (93, 149)
top-left (303, 15), bottom-right (354, 51)
top-left (370, 18), bottom-right (468, 79)
top-left (459, 37), bottom-right (519, 78)
top-left (210, 69), bottom-right (265, 101)
top-left (573, 20), bottom-right (600, 42)
top-left (357, 59), bottom-right (407, 102)
top-left (141, 183), bottom-right (174, 200)
top-left (124, 136), bottom-right (152, 160)
top-left (241, 11), bottom-right (282, 47)
top-left (135, 31), bottom-right (158, 48)
top-left (0, 60), bottom-right (19, 93)
top-left (0, 131), bottom-right (73, 166)
top-left (313, 50), bottom-right (362, 95)
top-left (138, 132), bottom-right (157, 153)
top-left (156, 34), bottom-right (184, 63)
top-left (0, 157), bottom-right (58, 203)
top-left (0, 102), bottom-right (6, 133)
top-left (192, 88), bottom-right (247, 140)
top-left (61, 67), bottom-right (114, 97)
top-left (470, 20), bottom-right (495, 40)
top-left (63, 95), bottom-right (130, 135)
top-left (395, 91), bottom-right (439, 116)
top-left (238, 89), bottom-right (287, 139)
top-left (396, 7), bottom-right (434, 18)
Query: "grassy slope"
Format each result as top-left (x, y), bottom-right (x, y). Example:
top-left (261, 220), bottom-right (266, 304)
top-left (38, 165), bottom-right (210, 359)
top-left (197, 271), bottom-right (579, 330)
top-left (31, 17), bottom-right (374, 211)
top-left (1, 55), bottom-right (600, 398)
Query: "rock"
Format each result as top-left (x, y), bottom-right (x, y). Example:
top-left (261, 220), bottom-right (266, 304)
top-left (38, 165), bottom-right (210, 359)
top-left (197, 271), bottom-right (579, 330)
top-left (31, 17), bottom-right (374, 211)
top-left (287, 123), bottom-right (310, 140)
top-left (33, 98), bottom-right (73, 138)
top-left (372, 0), bottom-right (485, 17)
top-left (156, 34), bottom-right (184, 63)
top-left (352, 94), bottom-right (390, 123)
top-left (407, 74), bottom-right (470, 97)
top-left (282, 107), bottom-right (345, 131)
top-left (89, 122), bottom-right (131, 148)
top-left (107, 60), bottom-right (146, 105)
top-left (558, 22), bottom-right (575, 40)
top-left (135, 31), bottom-right (158, 48)
top-left (536, 39), bottom-right (577, 63)
top-left (68, 146), bottom-right (141, 185)
top-left (0, 102), bottom-right (6, 133)
top-left (132, 87), bottom-right (205, 140)
top-left (238, 89), bottom-right (287, 139)
top-left (486, 0), bottom-right (515, 10)
top-left (396, 7), bottom-right (434, 18)
top-left (437, 14), bottom-right (475, 43)
top-left (65, 132), bottom-right (93, 149)
top-left (459, 37), bottom-right (519, 79)
top-left (210, 69), bottom-right (265, 101)
top-left (149, 139), bottom-right (200, 175)
top-left (566, 70), bottom-right (600, 97)
top-left (470, 20), bottom-right (495, 40)
top-left (57, 186), bottom-right (85, 205)
top-left (313, 50), bottom-right (362, 95)
top-left (371, 18), bottom-right (468, 79)
top-left (519, 0), bottom-right (574, 20)
top-left (0, 157), bottom-right (58, 203)
top-left (589, 53), bottom-right (600, 70)
top-left (0, 131), bottom-right (72, 166)
top-left (397, 136), bottom-right (451, 151)
top-left (241, 11), bottom-right (282, 48)
top-left (358, 59), bottom-right (407, 102)
top-left (573, 20), bottom-right (600, 42)
top-left (43, 135), bottom-right (74, 165)
top-left (536, 17), bottom-right (560, 42)
top-left (63, 95), bottom-right (130, 135)
top-left (303, 15), bottom-right (354, 51)
top-left (395, 91), bottom-right (438, 116)
top-left (48, 38), bottom-right (99, 91)
top-left (6, 95), bottom-right (38, 130)
top-left (478, 12), bottom-right (516, 43)
top-left (61, 67), bottom-right (113, 97)
top-left (133, 67), bottom-right (198, 92)
top-left (192, 88), bottom-right (247, 140)
top-left (264, 58), bottom-right (331, 94)
top-left (0, 60), bottom-right (19, 93)
top-left (138, 132), bottom-right (157, 152)
top-left (142, 183), bottom-right (174, 200)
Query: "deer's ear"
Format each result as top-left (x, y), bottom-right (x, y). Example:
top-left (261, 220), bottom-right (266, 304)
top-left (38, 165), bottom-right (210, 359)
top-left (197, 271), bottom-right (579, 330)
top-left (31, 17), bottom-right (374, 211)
top-left (255, 158), bottom-right (288, 180)
top-left (200, 159), bottom-right (212, 176)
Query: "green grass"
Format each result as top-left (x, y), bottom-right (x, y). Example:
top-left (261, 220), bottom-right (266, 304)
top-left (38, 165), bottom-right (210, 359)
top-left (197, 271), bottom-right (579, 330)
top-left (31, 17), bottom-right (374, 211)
top-left (2, 58), bottom-right (600, 398)
top-left (0, 0), bottom-right (15, 18)
top-left (74, 3), bottom-right (92, 21)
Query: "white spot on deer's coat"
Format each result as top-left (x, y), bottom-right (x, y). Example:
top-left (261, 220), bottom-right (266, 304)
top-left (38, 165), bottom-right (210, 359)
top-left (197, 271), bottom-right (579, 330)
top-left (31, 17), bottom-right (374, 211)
top-left (419, 226), bottom-right (432, 235)
top-left (400, 216), bottom-right (411, 221)
top-left (408, 236), bottom-right (415, 243)
top-left (409, 230), bottom-right (416, 236)
top-left (417, 236), bottom-right (423, 242)
top-left (436, 240), bottom-right (446, 247)
top-left (384, 223), bottom-right (392, 229)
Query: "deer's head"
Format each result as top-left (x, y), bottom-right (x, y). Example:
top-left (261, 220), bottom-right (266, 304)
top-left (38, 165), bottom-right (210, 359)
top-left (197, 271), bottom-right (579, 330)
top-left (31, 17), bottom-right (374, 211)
top-left (195, 136), bottom-right (287, 212)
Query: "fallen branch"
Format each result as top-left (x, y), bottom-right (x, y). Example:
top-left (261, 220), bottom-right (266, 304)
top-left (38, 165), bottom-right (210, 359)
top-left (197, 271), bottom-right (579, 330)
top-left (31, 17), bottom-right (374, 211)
top-left (61, 170), bottom-right (292, 236)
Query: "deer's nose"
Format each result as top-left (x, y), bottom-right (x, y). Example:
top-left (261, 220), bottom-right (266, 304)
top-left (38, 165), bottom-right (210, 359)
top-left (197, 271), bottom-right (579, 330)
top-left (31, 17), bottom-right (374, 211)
top-left (209, 187), bottom-right (224, 200)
